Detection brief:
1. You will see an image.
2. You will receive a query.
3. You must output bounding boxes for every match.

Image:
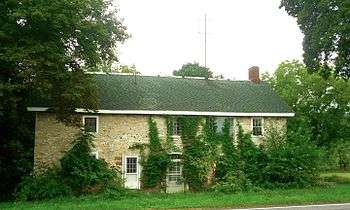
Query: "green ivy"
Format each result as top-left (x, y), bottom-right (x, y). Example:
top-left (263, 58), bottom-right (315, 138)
top-left (140, 117), bottom-right (171, 191)
top-left (215, 118), bottom-right (239, 181)
top-left (179, 116), bottom-right (215, 191)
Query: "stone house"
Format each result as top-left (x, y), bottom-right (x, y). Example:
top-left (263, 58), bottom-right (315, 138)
top-left (27, 67), bottom-right (294, 192)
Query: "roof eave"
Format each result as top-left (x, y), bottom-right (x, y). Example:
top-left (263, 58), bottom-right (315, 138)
top-left (27, 107), bottom-right (295, 117)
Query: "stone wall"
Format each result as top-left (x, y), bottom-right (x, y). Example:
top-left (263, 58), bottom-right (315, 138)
top-left (34, 113), bottom-right (287, 172)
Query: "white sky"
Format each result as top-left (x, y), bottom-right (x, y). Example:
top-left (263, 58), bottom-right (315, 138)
top-left (116, 0), bottom-right (304, 80)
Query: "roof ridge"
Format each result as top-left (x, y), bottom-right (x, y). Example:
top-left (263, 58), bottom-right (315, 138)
top-left (87, 71), bottom-right (255, 82)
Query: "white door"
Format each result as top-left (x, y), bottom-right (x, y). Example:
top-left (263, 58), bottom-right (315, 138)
top-left (124, 156), bottom-right (140, 189)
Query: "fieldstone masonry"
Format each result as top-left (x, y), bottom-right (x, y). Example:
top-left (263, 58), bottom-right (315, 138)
top-left (34, 113), bottom-right (286, 172)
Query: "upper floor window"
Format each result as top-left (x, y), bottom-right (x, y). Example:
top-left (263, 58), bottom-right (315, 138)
top-left (215, 117), bottom-right (225, 134)
top-left (83, 116), bottom-right (98, 133)
top-left (252, 118), bottom-right (263, 136)
top-left (172, 118), bottom-right (181, 136)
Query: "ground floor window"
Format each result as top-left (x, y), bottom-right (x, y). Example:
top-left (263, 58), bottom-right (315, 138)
top-left (168, 161), bottom-right (182, 183)
top-left (126, 157), bottom-right (137, 174)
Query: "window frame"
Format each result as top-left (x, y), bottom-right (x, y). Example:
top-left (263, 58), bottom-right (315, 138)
top-left (125, 156), bottom-right (138, 175)
top-left (82, 115), bottom-right (99, 133)
top-left (172, 118), bottom-right (181, 137)
top-left (167, 158), bottom-right (182, 183)
top-left (251, 117), bottom-right (264, 136)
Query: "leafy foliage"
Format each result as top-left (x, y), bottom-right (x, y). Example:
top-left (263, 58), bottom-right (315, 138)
top-left (179, 117), bottom-right (211, 191)
top-left (328, 139), bottom-right (350, 171)
top-left (0, 0), bottom-right (128, 200)
top-left (215, 118), bottom-right (238, 181)
top-left (212, 170), bottom-right (253, 193)
top-left (16, 132), bottom-right (124, 201)
top-left (236, 125), bottom-right (266, 184)
top-left (260, 129), bottom-right (322, 188)
top-left (280, 0), bottom-right (350, 79)
top-left (15, 169), bottom-right (72, 201)
top-left (114, 65), bottom-right (140, 75)
top-left (264, 60), bottom-right (350, 148)
top-left (60, 132), bottom-right (124, 194)
top-left (173, 63), bottom-right (213, 78)
top-left (140, 118), bottom-right (171, 191)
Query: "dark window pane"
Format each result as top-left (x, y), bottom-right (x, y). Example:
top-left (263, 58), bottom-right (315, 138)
top-left (84, 117), bottom-right (97, 132)
top-left (126, 157), bottom-right (137, 173)
top-left (173, 119), bottom-right (181, 135)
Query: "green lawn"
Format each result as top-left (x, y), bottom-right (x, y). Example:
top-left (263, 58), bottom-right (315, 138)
top-left (1, 184), bottom-right (350, 210)
top-left (321, 172), bottom-right (350, 179)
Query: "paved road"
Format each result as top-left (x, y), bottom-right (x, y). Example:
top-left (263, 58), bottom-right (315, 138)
top-left (230, 203), bottom-right (350, 210)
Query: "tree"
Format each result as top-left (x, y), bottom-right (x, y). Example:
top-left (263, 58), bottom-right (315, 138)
top-left (0, 0), bottom-right (128, 200)
top-left (115, 64), bottom-right (140, 74)
top-left (173, 62), bottom-right (213, 78)
top-left (264, 60), bottom-right (350, 147)
top-left (280, 0), bottom-right (350, 79)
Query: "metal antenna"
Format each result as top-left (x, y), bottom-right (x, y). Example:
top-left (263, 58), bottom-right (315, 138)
top-left (204, 13), bottom-right (207, 68)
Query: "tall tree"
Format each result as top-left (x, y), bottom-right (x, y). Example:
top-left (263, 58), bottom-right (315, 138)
top-left (173, 62), bottom-right (213, 78)
top-left (0, 0), bottom-right (128, 200)
top-left (280, 0), bottom-right (350, 79)
top-left (264, 60), bottom-right (350, 147)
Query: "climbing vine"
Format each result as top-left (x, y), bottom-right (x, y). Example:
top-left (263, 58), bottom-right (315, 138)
top-left (215, 118), bottom-right (239, 180)
top-left (136, 117), bottom-right (171, 191)
top-left (179, 116), bottom-right (218, 191)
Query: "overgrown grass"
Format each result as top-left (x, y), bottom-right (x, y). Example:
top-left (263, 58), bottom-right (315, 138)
top-left (1, 184), bottom-right (350, 210)
top-left (321, 171), bottom-right (350, 184)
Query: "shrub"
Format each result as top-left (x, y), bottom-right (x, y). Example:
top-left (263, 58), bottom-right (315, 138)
top-left (260, 129), bottom-right (321, 188)
top-left (215, 118), bottom-right (238, 181)
top-left (60, 132), bottom-right (124, 194)
top-left (15, 169), bottom-right (72, 201)
top-left (212, 170), bottom-right (253, 193)
top-left (16, 131), bottom-right (124, 201)
top-left (236, 125), bottom-right (267, 184)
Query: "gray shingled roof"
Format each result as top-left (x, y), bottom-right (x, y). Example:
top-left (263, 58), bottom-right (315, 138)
top-left (93, 74), bottom-right (293, 114)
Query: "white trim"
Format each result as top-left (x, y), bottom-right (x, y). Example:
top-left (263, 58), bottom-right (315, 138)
top-left (124, 156), bottom-right (139, 175)
top-left (251, 117), bottom-right (264, 137)
top-left (27, 107), bottom-right (295, 117)
top-left (123, 155), bottom-right (141, 189)
top-left (82, 115), bottom-right (99, 133)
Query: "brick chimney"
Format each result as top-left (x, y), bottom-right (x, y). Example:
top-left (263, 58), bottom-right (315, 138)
top-left (248, 66), bottom-right (260, 83)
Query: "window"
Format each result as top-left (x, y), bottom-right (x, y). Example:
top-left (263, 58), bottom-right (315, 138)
top-left (126, 157), bottom-right (137, 174)
top-left (215, 117), bottom-right (226, 134)
top-left (83, 116), bottom-right (98, 133)
top-left (172, 118), bottom-right (181, 136)
top-left (252, 118), bottom-right (263, 136)
top-left (168, 161), bottom-right (182, 182)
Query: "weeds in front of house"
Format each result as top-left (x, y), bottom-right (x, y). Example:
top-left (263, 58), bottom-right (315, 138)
top-left (15, 132), bottom-right (125, 201)
top-left (15, 117), bottom-right (325, 201)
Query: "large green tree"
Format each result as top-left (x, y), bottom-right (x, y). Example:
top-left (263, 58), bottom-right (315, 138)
top-left (264, 60), bottom-right (350, 147)
top-left (173, 62), bottom-right (213, 78)
top-left (280, 0), bottom-right (350, 79)
top-left (0, 0), bottom-right (127, 200)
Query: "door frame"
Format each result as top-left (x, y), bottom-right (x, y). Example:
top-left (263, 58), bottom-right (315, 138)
top-left (123, 155), bottom-right (141, 189)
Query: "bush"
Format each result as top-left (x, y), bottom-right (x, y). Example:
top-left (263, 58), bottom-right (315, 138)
top-left (16, 132), bottom-right (124, 201)
top-left (60, 132), bottom-right (124, 194)
top-left (260, 129), bottom-right (321, 188)
top-left (212, 170), bottom-right (253, 193)
top-left (15, 169), bottom-right (72, 201)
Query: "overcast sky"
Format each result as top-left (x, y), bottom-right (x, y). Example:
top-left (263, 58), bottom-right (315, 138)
top-left (116, 0), bottom-right (304, 80)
